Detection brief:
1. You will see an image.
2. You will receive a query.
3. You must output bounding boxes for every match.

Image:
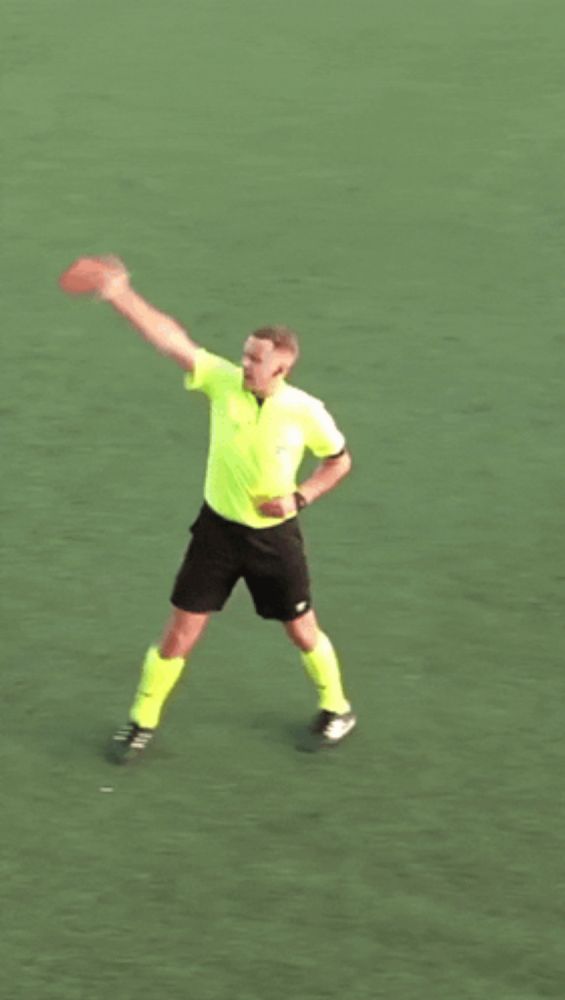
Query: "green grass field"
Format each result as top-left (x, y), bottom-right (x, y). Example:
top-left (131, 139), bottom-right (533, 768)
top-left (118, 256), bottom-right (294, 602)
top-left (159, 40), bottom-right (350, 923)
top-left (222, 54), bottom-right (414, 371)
top-left (2, 1), bottom-right (565, 997)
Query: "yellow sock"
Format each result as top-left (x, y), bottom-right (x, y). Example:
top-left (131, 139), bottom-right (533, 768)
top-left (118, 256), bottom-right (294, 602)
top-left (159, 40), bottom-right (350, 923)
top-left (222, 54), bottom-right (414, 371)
top-left (300, 632), bottom-right (349, 714)
top-left (130, 646), bottom-right (186, 729)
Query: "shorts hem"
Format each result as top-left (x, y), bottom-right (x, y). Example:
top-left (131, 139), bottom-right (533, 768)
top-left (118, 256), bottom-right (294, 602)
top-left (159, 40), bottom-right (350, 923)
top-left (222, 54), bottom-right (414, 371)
top-left (256, 604), bottom-right (312, 622)
top-left (170, 598), bottom-right (222, 614)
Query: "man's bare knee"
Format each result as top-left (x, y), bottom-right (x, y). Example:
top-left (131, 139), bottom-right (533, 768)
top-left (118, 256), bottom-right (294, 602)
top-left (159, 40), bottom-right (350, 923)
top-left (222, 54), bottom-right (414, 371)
top-left (160, 609), bottom-right (211, 658)
top-left (283, 609), bottom-right (319, 652)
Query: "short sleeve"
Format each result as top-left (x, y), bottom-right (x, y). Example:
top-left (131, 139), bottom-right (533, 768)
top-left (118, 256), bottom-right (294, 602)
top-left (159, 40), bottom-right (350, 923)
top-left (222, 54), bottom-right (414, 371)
top-left (304, 401), bottom-right (346, 458)
top-left (184, 348), bottom-right (239, 398)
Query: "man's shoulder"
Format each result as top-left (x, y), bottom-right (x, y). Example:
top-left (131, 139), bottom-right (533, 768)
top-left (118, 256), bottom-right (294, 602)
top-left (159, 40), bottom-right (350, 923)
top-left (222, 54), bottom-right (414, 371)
top-left (198, 348), bottom-right (240, 377)
top-left (280, 382), bottom-right (329, 415)
top-left (281, 382), bottom-right (345, 451)
top-left (188, 348), bottom-right (241, 395)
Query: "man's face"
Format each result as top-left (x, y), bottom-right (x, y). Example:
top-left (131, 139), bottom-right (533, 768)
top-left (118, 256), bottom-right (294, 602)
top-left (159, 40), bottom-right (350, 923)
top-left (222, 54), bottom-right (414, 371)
top-left (241, 336), bottom-right (286, 396)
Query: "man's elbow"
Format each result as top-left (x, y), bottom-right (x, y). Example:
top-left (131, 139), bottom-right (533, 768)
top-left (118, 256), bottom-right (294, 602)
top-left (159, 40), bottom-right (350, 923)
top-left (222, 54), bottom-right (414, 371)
top-left (324, 448), bottom-right (352, 479)
top-left (341, 449), bottom-right (353, 477)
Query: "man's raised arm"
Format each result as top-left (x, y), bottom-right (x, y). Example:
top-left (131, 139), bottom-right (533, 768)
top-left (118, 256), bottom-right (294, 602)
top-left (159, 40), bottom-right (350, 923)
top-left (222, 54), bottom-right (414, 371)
top-left (59, 255), bottom-right (199, 372)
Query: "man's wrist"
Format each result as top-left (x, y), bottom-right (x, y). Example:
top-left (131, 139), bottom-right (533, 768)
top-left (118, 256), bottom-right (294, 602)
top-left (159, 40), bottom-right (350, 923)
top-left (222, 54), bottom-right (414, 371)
top-left (99, 275), bottom-right (130, 304)
top-left (293, 490), bottom-right (308, 511)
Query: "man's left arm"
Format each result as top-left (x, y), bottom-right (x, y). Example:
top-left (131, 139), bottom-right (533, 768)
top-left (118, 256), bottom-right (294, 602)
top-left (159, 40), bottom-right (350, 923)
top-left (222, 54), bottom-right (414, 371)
top-left (256, 448), bottom-right (352, 518)
top-left (296, 448), bottom-right (352, 506)
top-left (298, 401), bottom-right (352, 508)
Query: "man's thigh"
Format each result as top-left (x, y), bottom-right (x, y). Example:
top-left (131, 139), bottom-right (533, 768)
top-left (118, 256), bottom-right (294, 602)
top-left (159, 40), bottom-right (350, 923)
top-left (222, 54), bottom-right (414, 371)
top-left (170, 505), bottom-right (241, 613)
top-left (243, 517), bottom-right (312, 621)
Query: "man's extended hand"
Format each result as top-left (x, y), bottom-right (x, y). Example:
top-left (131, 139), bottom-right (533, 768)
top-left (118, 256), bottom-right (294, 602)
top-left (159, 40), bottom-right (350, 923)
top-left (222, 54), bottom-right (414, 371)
top-left (97, 255), bottom-right (130, 301)
top-left (58, 255), bottom-right (130, 299)
top-left (256, 495), bottom-right (298, 518)
top-left (59, 256), bottom-right (198, 372)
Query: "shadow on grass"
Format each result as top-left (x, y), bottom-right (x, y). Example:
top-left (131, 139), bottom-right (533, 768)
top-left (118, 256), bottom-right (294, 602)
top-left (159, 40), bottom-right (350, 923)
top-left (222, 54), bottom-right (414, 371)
top-left (248, 711), bottom-right (345, 754)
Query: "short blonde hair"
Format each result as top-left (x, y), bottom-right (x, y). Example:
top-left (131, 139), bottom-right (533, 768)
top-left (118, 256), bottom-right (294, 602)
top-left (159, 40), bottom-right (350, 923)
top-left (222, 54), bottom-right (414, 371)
top-left (250, 325), bottom-right (300, 362)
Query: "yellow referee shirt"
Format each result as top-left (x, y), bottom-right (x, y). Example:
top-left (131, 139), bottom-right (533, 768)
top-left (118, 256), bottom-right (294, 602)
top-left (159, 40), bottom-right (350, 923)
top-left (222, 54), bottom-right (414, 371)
top-left (185, 348), bottom-right (346, 528)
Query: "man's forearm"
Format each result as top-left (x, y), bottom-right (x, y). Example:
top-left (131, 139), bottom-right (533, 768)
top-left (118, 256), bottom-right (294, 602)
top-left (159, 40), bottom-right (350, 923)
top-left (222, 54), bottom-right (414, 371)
top-left (104, 285), bottom-right (198, 370)
top-left (298, 452), bottom-right (352, 506)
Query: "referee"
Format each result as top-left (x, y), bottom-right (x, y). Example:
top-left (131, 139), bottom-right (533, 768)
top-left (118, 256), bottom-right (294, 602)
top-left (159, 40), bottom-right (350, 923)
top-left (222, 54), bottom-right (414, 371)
top-left (61, 256), bottom-right (356, 759)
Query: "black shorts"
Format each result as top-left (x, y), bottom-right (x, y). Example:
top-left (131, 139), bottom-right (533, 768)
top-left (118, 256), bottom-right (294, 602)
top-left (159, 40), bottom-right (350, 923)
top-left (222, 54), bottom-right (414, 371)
top-left (170, 503), bottom-right (312, 621)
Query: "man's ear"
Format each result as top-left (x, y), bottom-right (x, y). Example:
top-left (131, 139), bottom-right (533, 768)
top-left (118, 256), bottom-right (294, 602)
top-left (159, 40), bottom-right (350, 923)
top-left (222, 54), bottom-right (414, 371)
top-left (274, 348), bottom-right (295, 378)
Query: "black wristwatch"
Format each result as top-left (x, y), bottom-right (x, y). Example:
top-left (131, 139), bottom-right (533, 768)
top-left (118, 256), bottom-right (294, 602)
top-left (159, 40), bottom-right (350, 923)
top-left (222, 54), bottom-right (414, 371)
top-left (293, 491), bottom-right (308, 511)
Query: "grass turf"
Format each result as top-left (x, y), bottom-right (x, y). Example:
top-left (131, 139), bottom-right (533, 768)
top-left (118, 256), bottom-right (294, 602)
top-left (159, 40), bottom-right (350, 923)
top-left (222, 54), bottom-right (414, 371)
top-left (2, 1), bottom-right (565, 997)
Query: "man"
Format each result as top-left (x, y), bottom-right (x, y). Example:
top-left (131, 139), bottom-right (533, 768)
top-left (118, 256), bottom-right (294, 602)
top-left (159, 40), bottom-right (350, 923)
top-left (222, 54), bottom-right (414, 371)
top-left (59, 255), bottom-right (356, 759)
